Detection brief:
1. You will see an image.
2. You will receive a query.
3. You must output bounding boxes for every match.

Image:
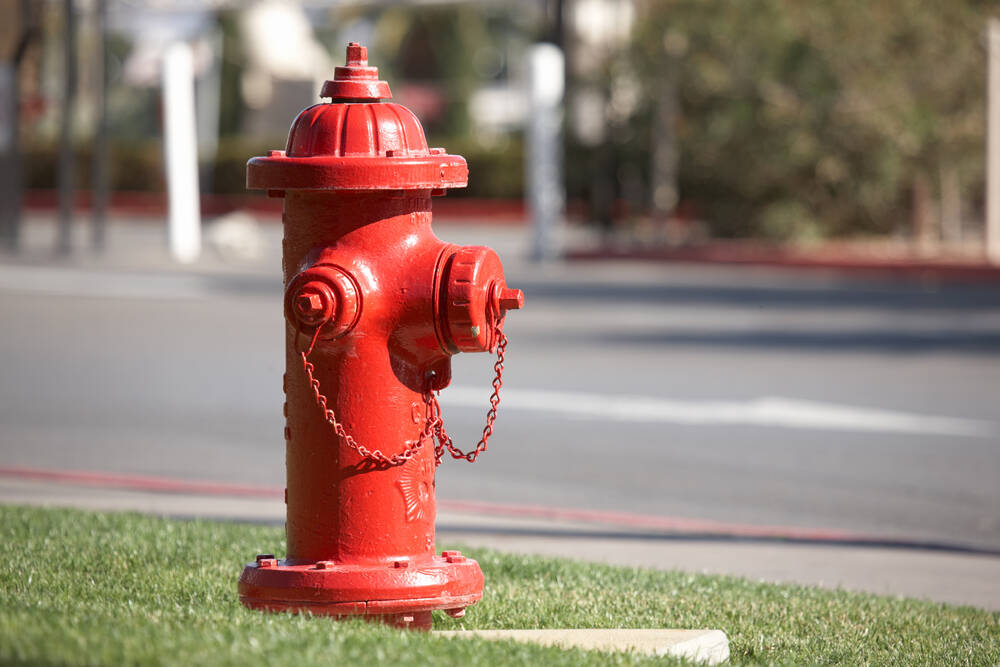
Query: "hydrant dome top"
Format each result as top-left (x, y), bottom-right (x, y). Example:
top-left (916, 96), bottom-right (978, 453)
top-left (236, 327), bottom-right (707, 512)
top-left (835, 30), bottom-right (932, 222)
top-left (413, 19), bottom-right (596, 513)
top-left (285, 103), bottom-right (428, 158)
top-left (246, 42), bottom-right (468, 191)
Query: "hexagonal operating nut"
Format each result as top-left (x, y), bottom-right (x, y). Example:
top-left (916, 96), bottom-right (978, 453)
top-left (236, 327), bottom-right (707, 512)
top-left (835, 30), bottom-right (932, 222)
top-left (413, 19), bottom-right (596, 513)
top-left (499, 288), bottom-right (524, 310)
top-left (285, 264), bottom-right (361, 340)
top-left (492, 284), bottom-right (524, 313)
top-left (296, 292), bottom-right (322, 315)
top-left (293, 284), bottom-right (334, 327)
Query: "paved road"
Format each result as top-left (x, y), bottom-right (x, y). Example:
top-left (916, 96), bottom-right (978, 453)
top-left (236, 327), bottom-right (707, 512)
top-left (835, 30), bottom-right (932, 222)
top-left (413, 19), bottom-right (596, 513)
top-left (1, 219), bottom-right (999, 556)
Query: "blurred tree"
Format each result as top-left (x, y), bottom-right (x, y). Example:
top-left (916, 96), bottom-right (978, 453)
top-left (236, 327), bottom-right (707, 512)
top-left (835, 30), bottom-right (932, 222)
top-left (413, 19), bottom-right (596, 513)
top-left (630, 0), bottom-right (990, 240)
top-left (217, 11), bottom-right (244, 140)
top-left (785, 1), bottom-right (985, 244)
top-left (374, 6), bottom-right (492, 138)
top-left (371, 4), bottom-right (536, 197)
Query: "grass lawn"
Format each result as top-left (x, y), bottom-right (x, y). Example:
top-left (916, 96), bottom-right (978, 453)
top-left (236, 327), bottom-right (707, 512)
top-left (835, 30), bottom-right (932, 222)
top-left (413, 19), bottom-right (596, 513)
top-left (0, 505), bottom-right (997, 665)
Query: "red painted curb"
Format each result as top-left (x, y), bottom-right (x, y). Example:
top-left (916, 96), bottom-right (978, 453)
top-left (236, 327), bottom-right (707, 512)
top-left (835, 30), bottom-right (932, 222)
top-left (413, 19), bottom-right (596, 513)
top-left (0, 465), bottom-right (865, 543)
top-left (0, 466), bottom-right (281, 499)
top-left (568, 247), bottom-right (1000, 283)
top-left (22, 190), bottom-right (527, 224)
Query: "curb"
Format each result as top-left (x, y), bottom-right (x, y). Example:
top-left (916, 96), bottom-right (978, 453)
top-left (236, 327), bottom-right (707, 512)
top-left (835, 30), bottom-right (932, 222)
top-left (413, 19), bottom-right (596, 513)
top-left (567, 247), bottom-right (1000, 283)
top-left (437, 629), bottom-right (729, 663)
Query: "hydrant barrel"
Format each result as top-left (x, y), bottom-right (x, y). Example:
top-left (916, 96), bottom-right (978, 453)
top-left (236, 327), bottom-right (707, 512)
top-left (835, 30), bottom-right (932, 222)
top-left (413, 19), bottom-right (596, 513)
top-left (237, 43), bottom-right (522, 630)
top-left (281, 193), bottom-right (445, 564)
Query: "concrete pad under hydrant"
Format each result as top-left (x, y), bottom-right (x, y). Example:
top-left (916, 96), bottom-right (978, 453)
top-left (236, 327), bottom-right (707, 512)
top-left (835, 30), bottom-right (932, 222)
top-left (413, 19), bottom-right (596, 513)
top-left (436, 628), bottom-right (730, 664)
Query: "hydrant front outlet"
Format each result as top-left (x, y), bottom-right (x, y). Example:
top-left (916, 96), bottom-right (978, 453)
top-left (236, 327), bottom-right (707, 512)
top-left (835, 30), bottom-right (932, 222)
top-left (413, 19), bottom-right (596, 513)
top-left (237, 43), bottom-right (523, 631)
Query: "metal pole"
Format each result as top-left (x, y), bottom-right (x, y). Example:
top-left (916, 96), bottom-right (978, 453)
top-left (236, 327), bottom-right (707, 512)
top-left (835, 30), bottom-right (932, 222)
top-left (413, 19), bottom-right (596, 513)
top-left (987, 18), bottom-right (1000, 264)
top-left (527, 43), bottom-right (565, 262)
top-left (0, 57), bottom-right (19, 252)
top-left (0, 0), bottom-right (35, 253)
top-left (650, 73), bottom-right (679, 221)
top-left (57, 0), bottom-right (77, 255)
top-left (91, 0), bottom-right (109, 252)
top-left (547, 0), bottom-right (564, 47)
top-left (162, 41), bottom-right (202, 263)
top-left (195, 29), bottom-right (223, 196)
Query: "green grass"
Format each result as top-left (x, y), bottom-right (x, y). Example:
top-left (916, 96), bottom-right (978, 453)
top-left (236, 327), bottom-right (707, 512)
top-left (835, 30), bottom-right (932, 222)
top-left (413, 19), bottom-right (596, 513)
top-left (0, 506), bottom-right (996, 665)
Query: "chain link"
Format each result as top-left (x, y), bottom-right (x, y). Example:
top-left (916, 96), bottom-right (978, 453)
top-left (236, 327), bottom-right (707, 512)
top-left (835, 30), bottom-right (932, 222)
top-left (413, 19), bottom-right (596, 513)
top-left (300, 351), bottom-right (436, 466)
top-left (296, 322), bottom-right (508, 467)
top-left (428, 331), bottom-right (506, 463)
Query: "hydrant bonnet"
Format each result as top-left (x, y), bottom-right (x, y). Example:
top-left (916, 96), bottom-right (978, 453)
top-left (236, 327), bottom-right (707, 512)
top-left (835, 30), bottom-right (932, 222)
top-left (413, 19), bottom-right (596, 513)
top-left (246, 43), bottom-right (467, 192)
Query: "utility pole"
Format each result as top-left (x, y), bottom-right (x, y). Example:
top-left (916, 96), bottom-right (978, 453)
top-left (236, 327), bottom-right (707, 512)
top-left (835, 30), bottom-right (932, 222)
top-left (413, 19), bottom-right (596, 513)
top-left (1, 0), bottom-right (36, 253)
top-left (91, 0), bottom-right (109, 252)
top-left (987, 18), bottom-right (1000, 264)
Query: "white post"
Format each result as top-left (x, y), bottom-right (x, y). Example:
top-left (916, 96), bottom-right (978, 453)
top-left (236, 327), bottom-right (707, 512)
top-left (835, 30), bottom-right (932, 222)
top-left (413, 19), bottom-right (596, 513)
top-left (987, 18), bottom-right (1000, 264)
top-left (527, 43), bottom-right (565, 262)
top-left (162, 41), bottom-right (201, 264)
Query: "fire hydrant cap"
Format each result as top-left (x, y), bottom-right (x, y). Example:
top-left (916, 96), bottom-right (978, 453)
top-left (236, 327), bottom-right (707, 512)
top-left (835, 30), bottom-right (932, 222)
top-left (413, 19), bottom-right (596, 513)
top-left (246, 43), bottom-right (468, 192)
top-left (440, 246), bottom-right (523, 353)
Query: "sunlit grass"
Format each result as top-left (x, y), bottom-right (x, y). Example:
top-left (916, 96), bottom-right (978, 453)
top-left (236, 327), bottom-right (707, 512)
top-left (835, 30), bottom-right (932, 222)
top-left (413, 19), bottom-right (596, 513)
top-left (1, 505), bottom-right (996, 665)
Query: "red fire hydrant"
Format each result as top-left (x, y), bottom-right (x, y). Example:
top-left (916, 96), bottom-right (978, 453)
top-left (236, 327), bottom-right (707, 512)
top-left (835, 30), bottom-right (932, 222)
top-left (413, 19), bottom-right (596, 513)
top-left (237, 43), bottom-right (523, 630)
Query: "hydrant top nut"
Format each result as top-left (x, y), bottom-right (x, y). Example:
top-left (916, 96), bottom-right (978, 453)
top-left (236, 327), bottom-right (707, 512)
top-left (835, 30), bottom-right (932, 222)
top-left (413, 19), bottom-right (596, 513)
top-left (321, 42), bottom-right (391, 101)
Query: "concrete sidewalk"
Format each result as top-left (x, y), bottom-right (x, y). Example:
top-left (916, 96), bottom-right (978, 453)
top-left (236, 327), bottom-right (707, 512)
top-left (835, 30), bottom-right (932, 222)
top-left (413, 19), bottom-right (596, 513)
top-left (3, 476), bottom-right (998, 612)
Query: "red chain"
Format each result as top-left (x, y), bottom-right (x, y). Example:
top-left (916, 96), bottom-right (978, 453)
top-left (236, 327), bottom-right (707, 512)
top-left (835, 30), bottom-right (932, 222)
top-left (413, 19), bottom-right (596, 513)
top-left (300, 351), bottom-right (436, 466)
top-left (296, 323), bottom-right (508, 467)
top-left (429, 331), bottom-right (507, 463)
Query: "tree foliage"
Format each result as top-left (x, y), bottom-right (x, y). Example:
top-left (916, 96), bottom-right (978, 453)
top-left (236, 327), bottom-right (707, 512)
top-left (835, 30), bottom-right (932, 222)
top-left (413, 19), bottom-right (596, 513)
top-left (628, 0), bottom-right (990, 239)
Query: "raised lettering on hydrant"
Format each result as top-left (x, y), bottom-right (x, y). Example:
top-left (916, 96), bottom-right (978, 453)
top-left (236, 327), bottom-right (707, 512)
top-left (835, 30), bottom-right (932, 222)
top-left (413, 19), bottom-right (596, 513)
top-left (237, 43), bottom-right (523, 630)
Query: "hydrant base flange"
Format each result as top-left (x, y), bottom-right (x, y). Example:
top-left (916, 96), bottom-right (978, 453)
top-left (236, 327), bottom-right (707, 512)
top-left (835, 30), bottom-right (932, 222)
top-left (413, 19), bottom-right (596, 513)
top-left (237, 554), bottom-right (483, 627)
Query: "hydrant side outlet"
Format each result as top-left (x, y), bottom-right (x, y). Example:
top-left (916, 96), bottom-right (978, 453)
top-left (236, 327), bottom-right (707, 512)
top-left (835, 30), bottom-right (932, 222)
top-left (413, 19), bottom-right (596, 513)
top-left (237, 43), bottom-right (523, 631)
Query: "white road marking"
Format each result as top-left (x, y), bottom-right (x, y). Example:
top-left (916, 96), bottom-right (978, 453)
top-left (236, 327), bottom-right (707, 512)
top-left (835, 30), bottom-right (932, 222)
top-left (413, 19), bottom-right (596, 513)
top-left (444, 386), bottom-right (995, 437)
top-left (0, 265), bottom-right (214, 300)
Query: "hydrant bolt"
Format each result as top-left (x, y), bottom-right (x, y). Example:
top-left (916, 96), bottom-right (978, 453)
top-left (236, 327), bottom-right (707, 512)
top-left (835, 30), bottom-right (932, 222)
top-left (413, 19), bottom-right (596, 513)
top-left (255, 555), bottom-right (277, 569)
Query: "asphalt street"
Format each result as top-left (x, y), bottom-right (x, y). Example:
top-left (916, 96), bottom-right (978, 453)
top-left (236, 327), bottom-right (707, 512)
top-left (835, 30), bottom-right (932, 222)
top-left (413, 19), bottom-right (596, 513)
top-left (1, 218), bottom-right (999, 559)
